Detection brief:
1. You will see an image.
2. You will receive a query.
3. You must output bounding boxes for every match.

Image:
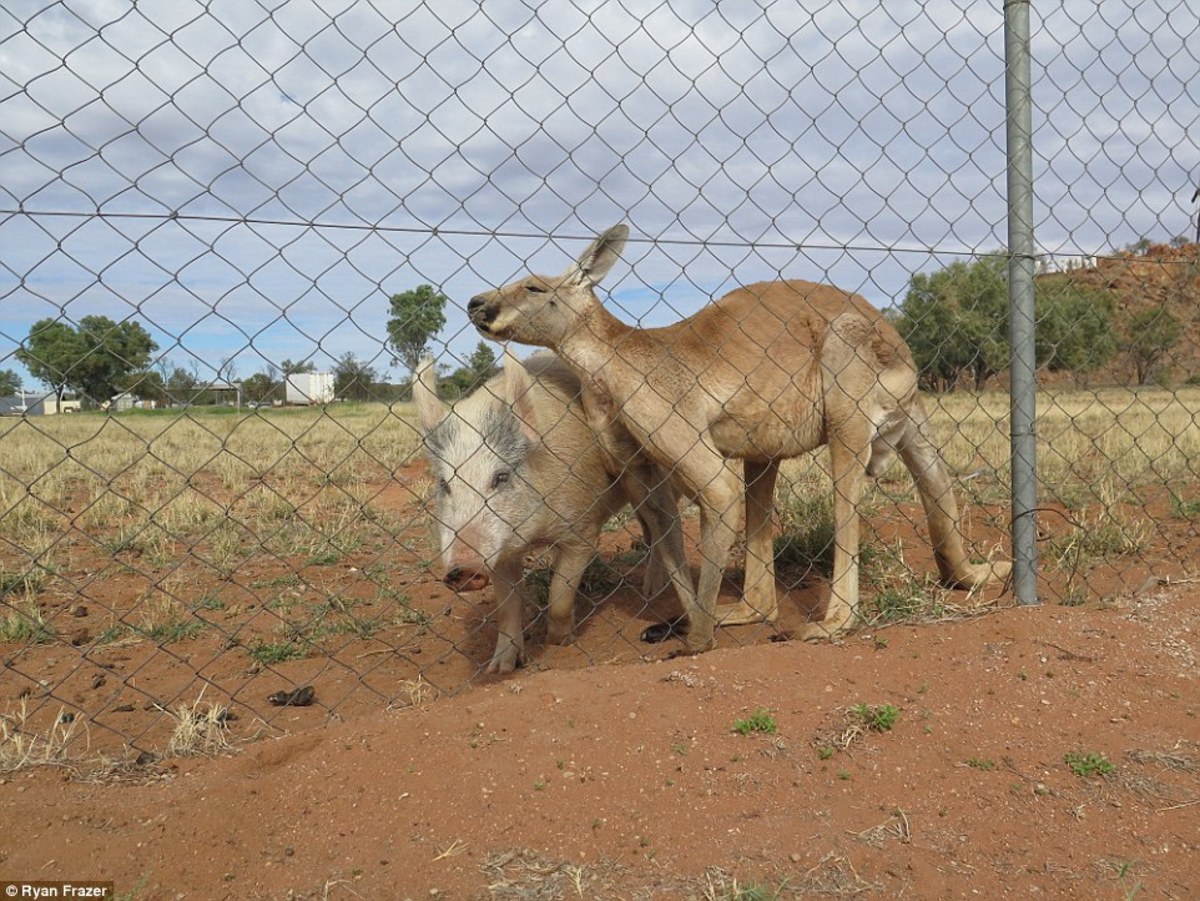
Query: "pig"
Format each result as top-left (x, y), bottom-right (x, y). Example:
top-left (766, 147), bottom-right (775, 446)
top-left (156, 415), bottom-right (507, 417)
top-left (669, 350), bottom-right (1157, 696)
top-left (413, 351), bottom-right (691, 674)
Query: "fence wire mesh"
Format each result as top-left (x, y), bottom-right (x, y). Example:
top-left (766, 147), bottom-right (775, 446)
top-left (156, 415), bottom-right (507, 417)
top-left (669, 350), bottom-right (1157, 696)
top-left (1, 0), bottom-right (1197, 765)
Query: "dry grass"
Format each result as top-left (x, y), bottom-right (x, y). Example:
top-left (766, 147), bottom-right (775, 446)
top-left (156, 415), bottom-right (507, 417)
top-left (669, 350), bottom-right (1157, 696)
top-left (776, 387), bottom-right (1200, 499)
top-left (2, 389), bottom-right (1195, 559)
top-left (1045, 478), bottom-right (1153, 575)
top-left (1120, 741), bottom-right (1200, 810)
top-left (0, 699), bottom-right (88, 773)
top-left (0, 403), bottom-right (423, 551)
top-left (0, 387), bottom-right (1197, 657)
top-left (0, 596), bottom-right (56, 643)
top-left (1126, 740), bottom-right (1198, 771)
top-left (391, 675), bottom-right (436, 709)
top-left (931, 385), bottom-right (1200, 499)
top-left (768, 385), bottom-right (1199, 606)
top-left (0, 404), bottom-right (425, 625)
top-left (166, 692), bottom-right (235, 758)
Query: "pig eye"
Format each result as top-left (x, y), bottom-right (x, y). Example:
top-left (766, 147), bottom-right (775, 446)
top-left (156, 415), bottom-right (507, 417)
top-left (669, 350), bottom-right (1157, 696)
top-left (491, 470), bottom-right (511, 489)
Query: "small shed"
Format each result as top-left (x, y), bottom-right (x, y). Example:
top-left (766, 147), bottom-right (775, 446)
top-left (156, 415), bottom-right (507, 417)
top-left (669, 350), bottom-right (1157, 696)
top-left (285, 372), bottom-right (335, 405)
top-left (0, 391), bottom-right (81, 416)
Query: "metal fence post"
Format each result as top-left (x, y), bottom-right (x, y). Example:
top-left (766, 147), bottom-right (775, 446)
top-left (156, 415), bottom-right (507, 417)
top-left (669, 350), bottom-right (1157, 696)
top-left (1004, 0), bottom-right (1039, 606)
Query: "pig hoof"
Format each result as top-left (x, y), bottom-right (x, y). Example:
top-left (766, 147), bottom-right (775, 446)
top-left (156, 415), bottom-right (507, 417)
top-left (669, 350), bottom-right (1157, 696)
top-left (640, 616), bottom-right (688, 644)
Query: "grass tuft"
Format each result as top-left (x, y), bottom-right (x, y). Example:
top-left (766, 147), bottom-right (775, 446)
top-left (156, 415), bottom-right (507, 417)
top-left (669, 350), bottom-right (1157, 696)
top-left (0, 599), bottom-right (57, 644)
top-left (1064, 750), bottom-right (1115, 777)
top-left (851, 703), bottom-right (900, 733)
top-left (166, 693), bottom-right (233, 757)
top-left (732, 708), bottom-right (778, 736)
top-left (0, 700), bottom-right (87, 772)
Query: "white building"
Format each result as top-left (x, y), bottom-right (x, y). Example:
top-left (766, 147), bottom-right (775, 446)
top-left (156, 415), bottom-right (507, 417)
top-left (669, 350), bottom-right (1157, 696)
top-left (285, 371), bottom-right (335, 405)
top-left (1035, 254), bottom-right (1099, 275)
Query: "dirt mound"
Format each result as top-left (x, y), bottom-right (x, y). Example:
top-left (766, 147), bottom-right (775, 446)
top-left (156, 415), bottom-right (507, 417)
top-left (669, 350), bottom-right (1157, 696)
top-left (4, 584), bottom-right (1198, 899)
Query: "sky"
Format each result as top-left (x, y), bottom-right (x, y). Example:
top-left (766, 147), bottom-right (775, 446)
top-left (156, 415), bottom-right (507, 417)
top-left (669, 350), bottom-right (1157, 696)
top-left (1, 0), bottom-right (1197, 394)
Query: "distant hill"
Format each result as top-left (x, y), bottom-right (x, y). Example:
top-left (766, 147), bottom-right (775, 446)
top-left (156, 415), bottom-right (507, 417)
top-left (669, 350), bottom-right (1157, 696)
top-left (1037, 241), bottom-right (1199, 386)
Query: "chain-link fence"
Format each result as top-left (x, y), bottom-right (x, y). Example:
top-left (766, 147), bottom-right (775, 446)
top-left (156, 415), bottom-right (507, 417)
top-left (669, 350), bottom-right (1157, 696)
top-left (1, 0), bottom-right (1197, 764)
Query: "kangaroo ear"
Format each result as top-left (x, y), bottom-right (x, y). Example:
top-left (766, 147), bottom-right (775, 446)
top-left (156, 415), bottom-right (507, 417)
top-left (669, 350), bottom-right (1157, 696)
top-left (566, 224), bottom-right (629, 287)
top-left (502, 347), bottom-right (540, 444)
top-left (412, 357), bottom-right (448, 435)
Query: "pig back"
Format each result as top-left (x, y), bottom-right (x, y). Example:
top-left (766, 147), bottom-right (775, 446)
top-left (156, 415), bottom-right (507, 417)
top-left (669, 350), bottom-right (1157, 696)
top-left (515, 353), bottom-right (632, 534)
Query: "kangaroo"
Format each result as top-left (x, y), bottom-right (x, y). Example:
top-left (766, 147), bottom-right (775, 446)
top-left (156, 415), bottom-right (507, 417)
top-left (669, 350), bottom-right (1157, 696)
top-left (467, 224), bottom-right (1010, 654)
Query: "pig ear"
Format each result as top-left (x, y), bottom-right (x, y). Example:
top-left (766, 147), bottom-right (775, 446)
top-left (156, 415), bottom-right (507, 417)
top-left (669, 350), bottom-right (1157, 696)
top-left (565, 224), bottom-right (628, 288)
top-left (412, 356), bottom-right (448, 435)
top-left (502, 348), bottom-right (541, 444)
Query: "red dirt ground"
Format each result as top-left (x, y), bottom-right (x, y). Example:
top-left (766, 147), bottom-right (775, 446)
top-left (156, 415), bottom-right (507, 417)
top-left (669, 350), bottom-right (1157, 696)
top-left (3, 580), bottom-right (1199, 899)
top-left (2, 457), bottom-right (1199, 899)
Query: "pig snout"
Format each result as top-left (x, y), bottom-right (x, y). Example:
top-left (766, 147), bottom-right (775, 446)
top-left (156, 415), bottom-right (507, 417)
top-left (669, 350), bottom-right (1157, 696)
top-left (444, 565), bottom-right (491, 592)
top-left (439, 525), bottom-right (493, 591)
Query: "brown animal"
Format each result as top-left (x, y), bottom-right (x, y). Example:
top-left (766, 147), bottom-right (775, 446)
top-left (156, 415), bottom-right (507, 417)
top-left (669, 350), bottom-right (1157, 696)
top-left (468, 224), bottom-right (1010, 654)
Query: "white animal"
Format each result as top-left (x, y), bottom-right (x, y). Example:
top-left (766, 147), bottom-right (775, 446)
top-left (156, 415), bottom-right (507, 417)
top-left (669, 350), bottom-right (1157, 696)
top-left (414, 351), bottom-right (691, 673)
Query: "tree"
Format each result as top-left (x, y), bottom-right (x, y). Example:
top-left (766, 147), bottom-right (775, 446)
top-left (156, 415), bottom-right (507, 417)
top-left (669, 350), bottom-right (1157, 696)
top-left (1123, 306), bottom-right (1182, 385)
top-left (895, 258), bottom-right (1122, 391)
top-left (440, 342), bottom-right (500, 399)
top-left (14, 320), bottom-right (84, 401)
top-left (333, 352), bottom-right (377, 401)
top-left (1033, 277), bottom-right (1118, 382)
top-left (387, 285), bottom-right (447, 381)
top-left (122, 370), bottom-right (168, 404)
top-left (465, 341), bottom-right (499, 386)
top-left (165, 366), bottom-right (200, 405)
top-left (75, 316), bottom-right (157, 403)
top-left (240, 372), bottom-right (279, 404)
top-left (893, 256), bottom-right (1009, 391)
top-left (279, 359), bottom-right (315, 376)
top-left (0, 368), bottom-right (20, 395)
top-left (16, 316), bottom-right (157, 404)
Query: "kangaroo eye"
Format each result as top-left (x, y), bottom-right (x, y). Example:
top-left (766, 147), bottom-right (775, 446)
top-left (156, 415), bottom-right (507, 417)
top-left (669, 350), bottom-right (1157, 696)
top-left (491, 470), bottom-right (511, 490)
top-left (526, 283), bottom-right (546, 294)
top-left (437, 477), bottom-right (450, 496)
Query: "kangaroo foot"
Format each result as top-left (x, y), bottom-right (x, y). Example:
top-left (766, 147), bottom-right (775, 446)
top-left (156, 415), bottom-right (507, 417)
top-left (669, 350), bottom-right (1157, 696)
top-left (797, 616), bottom-right (856, 643)
top-left (714, 598), bottom-right (778, 627)
top-left (945, 560), bottom-right (1012, 592)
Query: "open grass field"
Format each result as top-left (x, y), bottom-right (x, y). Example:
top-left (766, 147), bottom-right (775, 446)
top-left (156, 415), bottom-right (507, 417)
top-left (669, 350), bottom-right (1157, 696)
top-left (1, 386), bottom-right (1198, 761)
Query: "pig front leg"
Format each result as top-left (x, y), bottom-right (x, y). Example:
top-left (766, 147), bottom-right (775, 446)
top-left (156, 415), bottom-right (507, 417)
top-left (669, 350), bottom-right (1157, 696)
top-left (545, 543), bottom-right (594, 646)
top-left (487, 558), bottom-right (526, 674)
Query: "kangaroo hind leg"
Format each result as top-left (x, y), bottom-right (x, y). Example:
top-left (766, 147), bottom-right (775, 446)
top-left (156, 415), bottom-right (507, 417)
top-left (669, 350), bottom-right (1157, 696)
top-left (896, 400), bottom-right (1010, 590)
top-left (713, 459), bottom-right (780, 627)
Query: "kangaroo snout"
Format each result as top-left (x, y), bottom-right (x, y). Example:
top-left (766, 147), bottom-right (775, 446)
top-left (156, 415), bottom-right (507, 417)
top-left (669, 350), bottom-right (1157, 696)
top-left (467, 295), bottom-right (495, 327)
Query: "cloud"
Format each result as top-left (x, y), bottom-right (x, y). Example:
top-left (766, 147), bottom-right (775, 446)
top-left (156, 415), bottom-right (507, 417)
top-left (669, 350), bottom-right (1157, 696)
top-left (1, 0), bottom-right (1196, 387)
